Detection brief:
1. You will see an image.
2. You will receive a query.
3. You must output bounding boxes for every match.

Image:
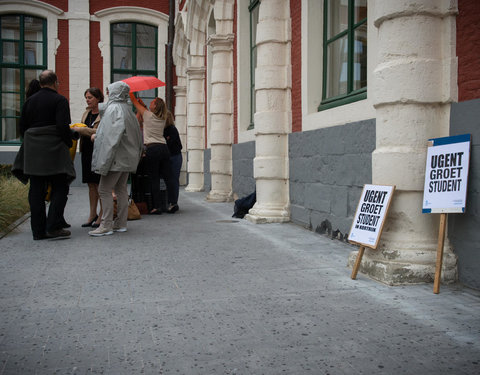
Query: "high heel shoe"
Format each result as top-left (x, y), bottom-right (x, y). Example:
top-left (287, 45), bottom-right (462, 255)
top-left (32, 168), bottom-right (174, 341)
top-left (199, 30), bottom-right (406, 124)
top-left (167, 204), bottom-right (179, 214)
top-left (81, 215), bottom-right (98, 227)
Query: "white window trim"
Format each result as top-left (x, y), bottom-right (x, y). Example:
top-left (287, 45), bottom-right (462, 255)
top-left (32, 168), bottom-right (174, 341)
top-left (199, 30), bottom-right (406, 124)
top-left (236, 0), bottom-right (255, 143)
top-left (93, 6), bottom-right (168, 94)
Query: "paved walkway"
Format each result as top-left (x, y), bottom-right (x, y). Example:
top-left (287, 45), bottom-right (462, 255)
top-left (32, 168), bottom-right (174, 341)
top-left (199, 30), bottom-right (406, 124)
top-left (1, 186), bottom-right (480, 374)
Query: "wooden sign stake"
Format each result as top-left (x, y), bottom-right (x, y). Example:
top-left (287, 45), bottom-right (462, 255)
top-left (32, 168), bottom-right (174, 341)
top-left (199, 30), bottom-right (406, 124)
top-left (433, 213), bottom-right (447, 294)
top-left (351, 246), bottom-right (365, 280)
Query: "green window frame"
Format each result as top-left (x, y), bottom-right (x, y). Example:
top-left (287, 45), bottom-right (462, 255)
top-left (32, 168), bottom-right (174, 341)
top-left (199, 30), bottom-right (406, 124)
top-left (319, 0), bottom-right (367, 111)
top-left (248, 0), bottom-right (260, 129)
top-left (0, 14), bottom-right (47, 144)
top-left (111, 22), bottom-right (158, 106)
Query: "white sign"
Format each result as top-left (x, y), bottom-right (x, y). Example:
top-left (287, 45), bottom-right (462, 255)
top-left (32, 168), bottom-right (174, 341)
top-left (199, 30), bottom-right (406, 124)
top-left (423, 134), bottom-right (471, 214)
top-left (348, 185), bottom-right (395, 249)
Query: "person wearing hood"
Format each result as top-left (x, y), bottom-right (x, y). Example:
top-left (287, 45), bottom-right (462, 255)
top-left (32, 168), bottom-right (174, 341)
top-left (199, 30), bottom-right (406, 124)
top-left (89, 81), bottom-right (143, 236)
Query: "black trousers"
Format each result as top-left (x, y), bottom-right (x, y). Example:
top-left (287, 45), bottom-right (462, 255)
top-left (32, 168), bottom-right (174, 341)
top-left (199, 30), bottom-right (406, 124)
top-left (29, 174), bottom-right (69, 238)
top-left (145, 144), bottom-right (176, 209)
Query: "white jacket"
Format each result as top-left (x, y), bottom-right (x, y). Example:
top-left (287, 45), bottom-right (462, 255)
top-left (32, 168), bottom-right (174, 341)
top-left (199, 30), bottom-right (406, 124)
top-left (91, 81), bottom-right (143, 176)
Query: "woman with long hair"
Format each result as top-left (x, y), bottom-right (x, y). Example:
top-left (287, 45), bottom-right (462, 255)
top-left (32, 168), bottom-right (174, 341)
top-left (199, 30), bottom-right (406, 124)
top-left (130, 93), bottom-right (178, 214)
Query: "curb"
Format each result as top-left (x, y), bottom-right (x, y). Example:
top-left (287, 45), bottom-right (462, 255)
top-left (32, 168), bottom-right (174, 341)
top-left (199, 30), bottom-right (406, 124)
top-left (0, 212), bottom-right (31, 240)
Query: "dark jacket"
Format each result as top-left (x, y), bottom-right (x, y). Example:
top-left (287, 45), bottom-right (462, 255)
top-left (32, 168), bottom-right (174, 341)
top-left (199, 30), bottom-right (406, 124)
top-left (12, 125), bottom-right (76, 184)
top-left (164, 125), bottom-right (182, 156)
top-left (19, 87), bottom-right (72, 148)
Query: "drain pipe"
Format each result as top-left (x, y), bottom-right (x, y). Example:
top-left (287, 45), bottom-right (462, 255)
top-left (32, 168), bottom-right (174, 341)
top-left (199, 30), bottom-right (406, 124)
top-left (166, 0), bottom-right (175, 112)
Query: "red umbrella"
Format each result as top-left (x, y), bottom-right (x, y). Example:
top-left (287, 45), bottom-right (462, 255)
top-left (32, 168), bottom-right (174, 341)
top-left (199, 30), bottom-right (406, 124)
top-left (121, 76), bottom-right (165, 93)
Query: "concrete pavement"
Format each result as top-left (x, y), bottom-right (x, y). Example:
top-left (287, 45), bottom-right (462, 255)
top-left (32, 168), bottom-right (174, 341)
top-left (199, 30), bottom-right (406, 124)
top-left (1, 186), bottom-right (479, 374)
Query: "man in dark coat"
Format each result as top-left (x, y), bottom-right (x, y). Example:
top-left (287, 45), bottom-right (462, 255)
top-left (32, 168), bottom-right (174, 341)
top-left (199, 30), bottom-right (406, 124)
top-left (16, 70), bottom-right (74, 240)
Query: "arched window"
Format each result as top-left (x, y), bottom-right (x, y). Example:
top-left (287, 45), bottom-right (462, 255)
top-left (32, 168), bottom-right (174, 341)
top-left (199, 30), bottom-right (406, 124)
top-left (0, 14), bottom-right (47, 143)
top-left (111, 22), bottom-right (158, 106)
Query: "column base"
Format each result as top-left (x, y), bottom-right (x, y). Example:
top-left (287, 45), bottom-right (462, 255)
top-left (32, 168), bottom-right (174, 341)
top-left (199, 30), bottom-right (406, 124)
top-left (347, 248), bottom-right (458, 286)
top-left (185, 185), bottom-right (204, 192)
top-left (206, 190), bottom-right (233, 202)
top-left (245, 205), bottom-right (290, 224)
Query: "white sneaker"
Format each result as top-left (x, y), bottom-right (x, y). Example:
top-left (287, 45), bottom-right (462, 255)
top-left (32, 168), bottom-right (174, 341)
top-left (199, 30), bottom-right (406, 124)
top-left (88, 226), bottom-right (114, 236)
top-left (113, 227), bottom-right (127, 232)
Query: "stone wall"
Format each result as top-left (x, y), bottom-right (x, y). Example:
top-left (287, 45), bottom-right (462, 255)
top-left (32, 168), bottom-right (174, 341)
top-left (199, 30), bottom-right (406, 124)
top-left (232, 141), bottom-right (255, 199)
top-left (449, 98), bottom-right (480, 290)
top-left (289, 120), bottom-right (375, 239)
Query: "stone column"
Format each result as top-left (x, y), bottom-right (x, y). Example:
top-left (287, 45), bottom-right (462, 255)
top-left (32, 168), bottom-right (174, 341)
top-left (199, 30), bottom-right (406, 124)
top-left (185, 65), bottom-right (206, 192)
top-left (245, 0), bottom-right (291, 223)
top-left (173, 84), bottom-right (187, 185)
top-left (348, 0), bottom-right (458, 284)
top-left (206, 34), bottom-right (234, 202)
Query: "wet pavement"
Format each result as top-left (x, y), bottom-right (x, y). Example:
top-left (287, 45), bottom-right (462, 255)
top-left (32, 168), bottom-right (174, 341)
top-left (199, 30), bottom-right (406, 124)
top-left (1, 186), bottom-right (479, 374)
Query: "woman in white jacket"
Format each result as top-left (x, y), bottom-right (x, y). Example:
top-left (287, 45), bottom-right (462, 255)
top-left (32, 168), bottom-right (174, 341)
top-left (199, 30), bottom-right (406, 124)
top-left (89, 81), bottom-right (143, 236)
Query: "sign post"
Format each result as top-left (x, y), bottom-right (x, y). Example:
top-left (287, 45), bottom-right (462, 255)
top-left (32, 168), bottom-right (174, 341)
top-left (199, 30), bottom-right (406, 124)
top-left (422, 134), bottom-right (471, 294)
top-left (349, 184), bottom-right (395, 280)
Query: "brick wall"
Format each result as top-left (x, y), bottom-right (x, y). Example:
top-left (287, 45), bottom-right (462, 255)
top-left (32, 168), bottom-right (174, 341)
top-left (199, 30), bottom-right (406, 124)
top-left (290, 0), bottom-right (302, 132)
top-left (90, 0), bottom-right (169, 14)
top-left (56, 19), bottom-right (69, 100)
top-left (457, 0), bottom-right (480, 102)
top-left (44, 0), bottom-right (68, 12)
top-left (89, 21), bottom-right (103, 90)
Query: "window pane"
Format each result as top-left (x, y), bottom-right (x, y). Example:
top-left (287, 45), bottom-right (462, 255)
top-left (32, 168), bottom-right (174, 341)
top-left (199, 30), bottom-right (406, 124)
top-left (2, 93), bottom-right (20, 116)
top-left (112, 73), bottom-right (130, 82)
top-left (137, 48), bottom-right (155, 70)
top-left (24, 16), bottom-right (43, 41)
top-left (326, 35), bottom-right (348, 98)
top-left (1, 117), bottom-right (20, 142)
top-left (354, 25), bottom-right (367, 90)
top-left (113, 46), bottom-right (132, 69)
top-left (24, 69), bottom-right (42, 92)
top-left (2, 68), bottom-right (19, 91)
top-left (24, 41), bottom-right (43, 65)
top-left (112, 23), bottom-right (132, 45)
top-left (328, 0), bottom-right (348, 39)
top-left (1, 15), bottom-right (20, 39)
top-left (354, 0), bottom-right (367, 23)
top-left (136, 24), bottom-right (156, 47)
top-left (2, 41), bottom-right (19, 63)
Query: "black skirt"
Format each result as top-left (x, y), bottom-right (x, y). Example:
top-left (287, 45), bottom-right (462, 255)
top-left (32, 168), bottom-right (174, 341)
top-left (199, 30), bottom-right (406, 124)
top-left (81, 137), bottom-right (101, 184)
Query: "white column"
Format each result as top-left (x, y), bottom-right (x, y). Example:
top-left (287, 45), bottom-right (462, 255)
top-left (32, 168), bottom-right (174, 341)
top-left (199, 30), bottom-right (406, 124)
top-left (245, 0), bottom-right (291, 223)
top-left (173, 85), bottom-right (187, 185)
top-left (67, 0), bottom-right (90, 123)
top-left (348, 0), bottom-right (458, 285)
top-left (206, 34), bottom-right (234, 202)
top-left (185, 66), bottom-right (206, 192)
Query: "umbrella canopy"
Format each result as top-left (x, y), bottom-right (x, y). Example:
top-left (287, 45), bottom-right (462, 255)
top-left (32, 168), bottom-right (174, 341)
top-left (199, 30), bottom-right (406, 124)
top-left (121, 76), bottom-right (166, 93)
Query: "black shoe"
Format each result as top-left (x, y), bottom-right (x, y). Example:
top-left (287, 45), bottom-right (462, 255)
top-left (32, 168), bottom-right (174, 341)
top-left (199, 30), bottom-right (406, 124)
top-left (33, 234), bottom-right (49, 241)
top-left (167, 204), bottom-right (179, 214)
top-left (91, 222), bottom-right (100, 228)
top-left (149, 209), bottom-right (162, 215)
top-left (46, 229), bottom-right (71, 239)
top-left (61, 221), bottom-right (71, 228)
top-left (81, 215), bottom-right (98, 227)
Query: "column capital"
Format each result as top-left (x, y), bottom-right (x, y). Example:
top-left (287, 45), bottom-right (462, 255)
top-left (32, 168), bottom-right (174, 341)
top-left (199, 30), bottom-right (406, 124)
top-left (186, 66), bottom-right (206, 79)
top-left (207, 34), bottom-right (235, 50)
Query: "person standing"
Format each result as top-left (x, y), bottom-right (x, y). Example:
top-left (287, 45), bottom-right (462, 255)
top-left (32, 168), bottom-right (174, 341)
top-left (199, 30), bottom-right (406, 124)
top-left (14, 70), bottom-right (74, 240)
top-left (163, 110), bottom-right (182, 213)
top-left (73, 88), bottom-right (104, 228)
top-left (129, 93), bottom-right (177, 214)
top-left (89, 81), bottom-right (143, 236)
